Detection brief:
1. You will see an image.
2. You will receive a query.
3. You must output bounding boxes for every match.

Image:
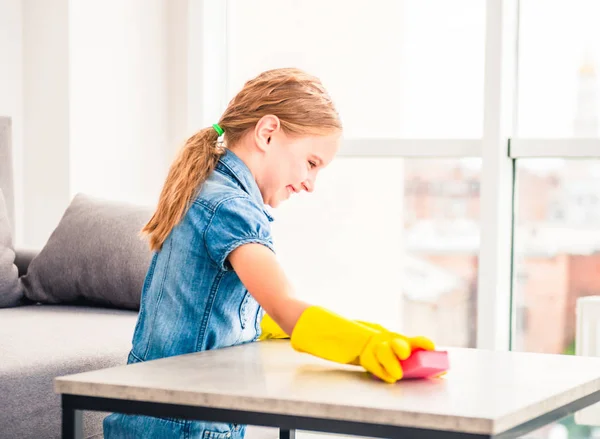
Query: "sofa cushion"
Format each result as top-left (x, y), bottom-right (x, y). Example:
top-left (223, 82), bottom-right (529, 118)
top-left (0, 189), bottom-right (24, 307)
top-left (21, 193), bottom-right (154, 310)
top-left (0, 304), bottom-right (138, 439)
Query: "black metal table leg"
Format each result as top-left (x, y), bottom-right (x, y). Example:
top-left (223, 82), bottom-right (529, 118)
top-left (280, 429), bottom-right (296, 439)
top-left (62, 395), bottom-right (83, 439)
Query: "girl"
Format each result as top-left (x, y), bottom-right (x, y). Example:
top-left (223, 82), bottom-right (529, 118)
top-left (103, 67), bottom-right (435, 439)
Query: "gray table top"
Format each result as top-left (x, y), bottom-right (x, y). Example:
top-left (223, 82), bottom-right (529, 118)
top-left (55, 340), bottom-right (600, 435)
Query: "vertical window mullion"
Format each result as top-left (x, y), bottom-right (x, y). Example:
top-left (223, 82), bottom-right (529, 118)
top-left (477, 0), bottom-right (520, 351)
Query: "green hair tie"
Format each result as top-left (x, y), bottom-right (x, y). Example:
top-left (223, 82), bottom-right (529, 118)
top-left (212, 123), bottom-right (224, 136)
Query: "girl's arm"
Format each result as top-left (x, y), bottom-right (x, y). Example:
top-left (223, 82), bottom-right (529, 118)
top-left (228, 242), bottom-right (434, 383)
top-left (229, 243), bottom-right (309, 335)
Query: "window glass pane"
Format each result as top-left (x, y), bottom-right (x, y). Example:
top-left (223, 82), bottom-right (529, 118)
top-left (518, 0), bottom-right (600, 137)
top-left (513, 158), bottom-right (600, 439)
top-left (227, 0), bottom-right (485, 138)
top-left (271, 157), bottom-right (481, 347)
top-left (404, 158), bottom-right (481, 347)
top-left (513, 159), bottom-right (600, 354)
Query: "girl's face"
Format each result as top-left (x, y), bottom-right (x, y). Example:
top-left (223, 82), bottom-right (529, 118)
top-left (260, 129), bottom-right (341, 208)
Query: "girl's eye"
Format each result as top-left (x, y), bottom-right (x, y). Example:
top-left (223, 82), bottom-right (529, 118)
top-left (308, 161), bottom-right (317, 169)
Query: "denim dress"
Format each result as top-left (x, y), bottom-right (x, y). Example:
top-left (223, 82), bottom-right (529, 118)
top-left (103, 150), bottom-right (275, 439)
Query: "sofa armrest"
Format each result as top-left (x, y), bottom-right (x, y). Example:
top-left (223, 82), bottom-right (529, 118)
top-left (14, 248), bottom-right (40, 276)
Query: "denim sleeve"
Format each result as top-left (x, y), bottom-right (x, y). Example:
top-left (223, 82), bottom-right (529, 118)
top-left (204, 196), bottom-right (274, 271)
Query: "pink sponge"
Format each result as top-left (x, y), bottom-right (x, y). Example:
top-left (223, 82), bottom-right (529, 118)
top-left (399, 349), bottom-right (449, 379)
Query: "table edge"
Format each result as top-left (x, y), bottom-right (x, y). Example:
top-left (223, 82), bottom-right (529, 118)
top-left (54, 379), bottom-right (494, 435)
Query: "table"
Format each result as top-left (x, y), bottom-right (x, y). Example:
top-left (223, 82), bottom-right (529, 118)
top-left (55, 340), bottom-right (600, 439)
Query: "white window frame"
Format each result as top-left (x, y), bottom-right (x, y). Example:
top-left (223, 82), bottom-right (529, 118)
top-left (510, 139), bottom-right (600, 158)
top-left (199, 0), bottom-right (600, 352)
top-left (477, 0), bottom-right (519, 351)
top-left (339, 139), bottom-right (481, 157)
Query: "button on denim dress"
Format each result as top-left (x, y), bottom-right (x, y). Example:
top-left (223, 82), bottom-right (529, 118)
top-left (104, 150), bottom-right (275, 439)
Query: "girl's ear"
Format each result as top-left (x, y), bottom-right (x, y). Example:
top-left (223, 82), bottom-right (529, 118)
top-left (254, 115), bottom-right (280, 152)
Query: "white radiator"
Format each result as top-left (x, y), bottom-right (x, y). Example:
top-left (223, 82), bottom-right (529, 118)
top-left (575, 296), bottom-right (600, 426)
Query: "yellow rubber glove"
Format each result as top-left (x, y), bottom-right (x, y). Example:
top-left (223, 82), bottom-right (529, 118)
top-left (290, 306), bottom-right (413, 383)
top-left (259, 313), bottom-right (436, 354)
top-left (258, 313), bottom-right (290, 341)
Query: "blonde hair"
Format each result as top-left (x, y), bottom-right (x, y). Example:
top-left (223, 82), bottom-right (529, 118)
top-left (141, 67), bottom-right (342, 251)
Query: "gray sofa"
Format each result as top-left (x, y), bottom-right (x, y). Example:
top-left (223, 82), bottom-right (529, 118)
top-left (0, 117), bottom-right (138, 438)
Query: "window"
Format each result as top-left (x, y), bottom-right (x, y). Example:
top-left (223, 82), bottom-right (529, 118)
top-left (403, 159), bottom-right (480, 348)
top-left (271, 158), bottom-right (481, 346)
top-left (208, 0), bottom-right (600, 437)
top-left (227, 0), bottom-right (485, 138)
top-left (511, 2), bottom-right (600, 437)
top-left (513, 159), bottom-right (600, 355)
top-left (227, 0), bottom-right (486, 345)
top-left (518, 0), bottom-right (600, 138)
top-left (512, 160), bottom-right (600, 437)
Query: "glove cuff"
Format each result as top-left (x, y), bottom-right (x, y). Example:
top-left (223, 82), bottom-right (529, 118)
top-left (259, 313), bottom-right (290, 340)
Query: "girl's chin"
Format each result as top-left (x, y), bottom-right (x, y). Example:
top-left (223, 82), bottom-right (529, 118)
top-left (264, 188), bottom-right (291, 208)
top-left (265, 196), bottom-right (282, 208)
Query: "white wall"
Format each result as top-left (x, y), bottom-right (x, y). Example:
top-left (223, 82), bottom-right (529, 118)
top-left (0, 0), bottom-right (23, 242)
top-left (22, 0), bottom-right (70, 248)
top-left (1, 1), bottom-right (202, 248)
top-left (69, 0), bottom-right (171, 206)
top-left (166, 0), bottom-right (191, 151)
top-left (69, 0), bottom-right (223, 207)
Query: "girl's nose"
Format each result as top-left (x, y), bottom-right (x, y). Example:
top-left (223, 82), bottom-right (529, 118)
top-left (302, 179), bottom-right (314, 193)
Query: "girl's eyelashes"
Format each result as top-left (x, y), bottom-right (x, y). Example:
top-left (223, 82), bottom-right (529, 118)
top-left (308, 160), bottom-right (317, 169)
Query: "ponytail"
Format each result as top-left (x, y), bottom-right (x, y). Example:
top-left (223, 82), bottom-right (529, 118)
top-left (141, 127), bottom-right (224, 251)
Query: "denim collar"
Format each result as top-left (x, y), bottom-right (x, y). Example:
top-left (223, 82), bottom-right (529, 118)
top-left (216, 149), bottom-right (274, 222)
